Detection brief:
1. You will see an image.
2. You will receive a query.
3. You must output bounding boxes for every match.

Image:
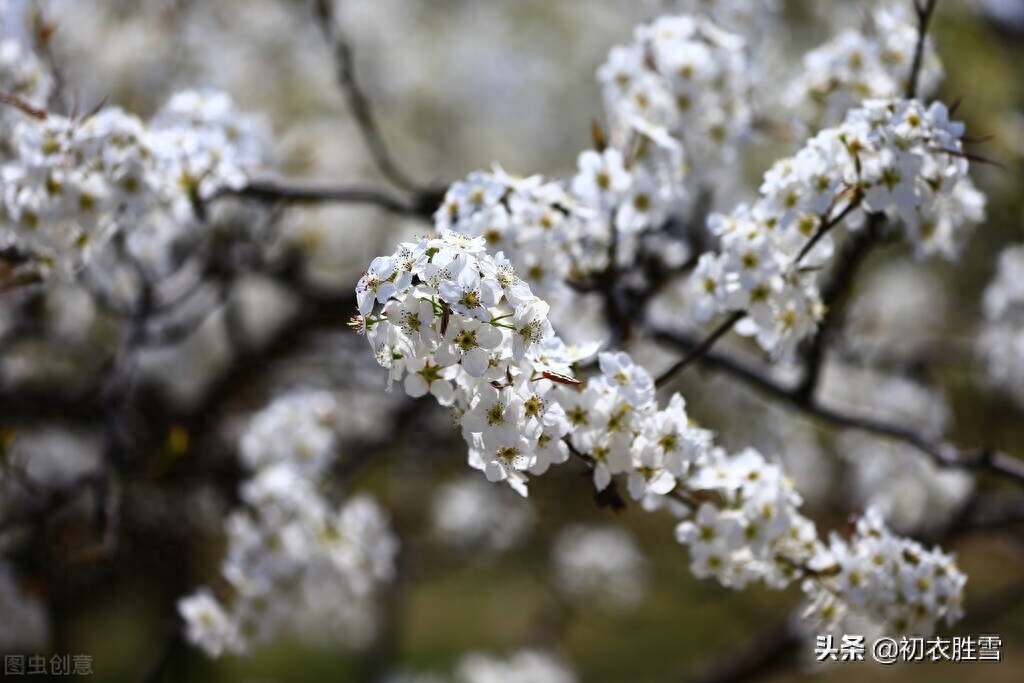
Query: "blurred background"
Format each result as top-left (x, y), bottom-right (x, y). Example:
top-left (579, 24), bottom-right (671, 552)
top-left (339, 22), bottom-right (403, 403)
top-left (1, 0), bottom-right (1023, 681)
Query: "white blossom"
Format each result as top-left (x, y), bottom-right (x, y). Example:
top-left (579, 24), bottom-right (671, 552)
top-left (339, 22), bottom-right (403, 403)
top-left (690, 98), bottom-right (984, 356)
top-left (785, 4), bottom-right (943, 130)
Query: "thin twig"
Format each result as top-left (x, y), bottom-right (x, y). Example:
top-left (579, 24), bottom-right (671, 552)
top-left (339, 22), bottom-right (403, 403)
top-left (653, 328), bottom-right (1024, 486)
top-left (655, 311), bottom-right (745, 388)
top-left (907, 0), bottom-right (940, 99)
top-left (795, 214), bottom-right (883, 401)
top-left (216, 176), bottom-right (438, 218)
top-left (657, 198), bottom-right (866, 389)
top-left (0, 90), bottom-right (48, 119)
top-left (793, 200), bottom-right (859, 265)
top-left (313, 0), bottom-right (420, 192)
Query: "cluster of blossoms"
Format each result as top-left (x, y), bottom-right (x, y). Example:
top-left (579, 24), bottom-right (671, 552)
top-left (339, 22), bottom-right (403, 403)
top-left (434, 167), bottom-right (597, 305)
top-left (556, 351), bottom-right (708, 496)
top-left (433, 14), bottom-right (758, 320)
top-left (673, 448), bottom-right (822, 591)
top-left (1, 88), bottom-right (265, 276)
top-left (179, 392), bottom-right (398, 657)
top-left (785, 4), bottom-right (943, 129)
top-left (436, 156), bottom-right (692, 325)
top-left (147, 90), bottom-right (266, 208)
top-left (355, 229), bottom-right (597, 496)
top-left (691, 98), bottom-right (985, 355)
top-left (358, 234), bottom-right (967, 634)
top-left (551, 524), bottom-right (648, 610)
top-left (563, 355), bottom-right (821, 592)
top-left (553, 347), bottom-right (966, 634)
top-left (598, 14), bottom-right (752, 176)
top-left (978, 245), bottom-right (1024, 409)
top-left (238, 390), bottom-right (342, 474)
top-left (803, 509), bottom-right (967, 635)
top-left (434, 155), bottom-right (691, 322)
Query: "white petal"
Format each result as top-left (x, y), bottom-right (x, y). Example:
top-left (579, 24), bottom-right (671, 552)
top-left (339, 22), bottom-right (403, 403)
top-left (404, 373), bottom-right (428, 398)
top-left (484, 461), bottom-right (505, 482)
top-left (462, 348), bottom-right (489, 377)
top-left (430, 379), bottom-right (455, 406)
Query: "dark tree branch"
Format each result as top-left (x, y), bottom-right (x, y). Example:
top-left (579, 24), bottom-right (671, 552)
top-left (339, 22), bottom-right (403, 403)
top-left (313, 0), bottom-right (421, 193)
top-left (793, 200), bottom-right (860, 265)
top-left (653, 328), bottom-right (1024, 486)
top-left (655, 311), bottom-right (745, 388)
top-left (947, 493), bottom-right (1024, 536)
top-left (907, 0), bottom-right (940, 99)
top-left (655, 199), bottom-right (873, 390)
top-left (217, 176), bottom-right (440, 219)
top-left (795, 214), bottom-right (883, 402)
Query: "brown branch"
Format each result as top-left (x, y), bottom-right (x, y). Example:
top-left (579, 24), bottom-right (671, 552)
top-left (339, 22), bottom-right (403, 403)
top-left (655, 311), bottom-right (745, 388)
top-left (656, 197), bottom-right (870, 390)
top-left (793, 200), bottom-right (860, 265)
top-left (313, 0), bottom-right (421, 193)
top-left (907, 0), bottom-right (940, 99)
top-left (0, 90), bottom-right (48, 119)
top-left (946, 493), bottom-right (1024, 537)
top-left (217, 176), bottom-right (440, 218)
top-left (795, 214), bottom-right (884, 402)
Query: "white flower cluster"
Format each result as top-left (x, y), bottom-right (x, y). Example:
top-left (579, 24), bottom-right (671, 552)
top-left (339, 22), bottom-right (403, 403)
top-left (238, 389), bottom-right (341, 475)
top-left (435, 155), bottom-right (693, 326)
top-left (673, 448), bottom-right (821, 590)
top-left (431, 15), bottom-right (756, 318)
top-left (1, 89), bottom-right (265, 276)
top-left (358, 234), bottom-right (968, 634)
top-left (551, 524), bottom-right (648, 610)
top-left (804, 508), bottom-right (966, 635)
top-left (785, 4), bottom-right (943, 129)
top-left (432, 475), bottom-right (535, 554)
top-left (556, 351), bottom-right (708, 496)
top-left (692, 98), bottom-right (985, 355)
top-left (552, 349), bottom-right (821, 595)
top-left (356, 230), bottom-right (596, 496)
top-left (598, 15), bottom-right (752, 175)
top-left (179, 392), bottom-right (398, 657)
top-left (978, 244), bottom-right (1024, 409)
top-left (148, 90), bottom-right (267, 205)
top-left (434, 167), bottom-right (595, 303)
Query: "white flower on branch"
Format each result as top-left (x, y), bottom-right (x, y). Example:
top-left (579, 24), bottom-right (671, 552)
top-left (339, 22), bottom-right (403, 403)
top-left (690, 98), bottom-right (985, 356)
top-left (357, 230), bottom-right (967, 635)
